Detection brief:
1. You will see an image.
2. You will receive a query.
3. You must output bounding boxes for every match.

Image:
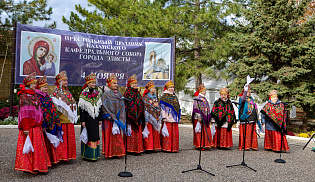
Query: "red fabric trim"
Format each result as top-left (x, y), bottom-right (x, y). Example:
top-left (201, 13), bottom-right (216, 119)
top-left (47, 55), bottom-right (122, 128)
top-left (142, 89), bottom-right (149, 97)
top-left (17, 84), bottom-right (35, 96)
top-left (82, 84), bottom-right (88, 90)
top-left (194, 91), bottom-right (199, 97)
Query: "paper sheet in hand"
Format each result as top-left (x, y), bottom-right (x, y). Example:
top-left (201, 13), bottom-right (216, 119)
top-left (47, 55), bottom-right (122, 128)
top-left (246, 75), bottom-right (255, 85)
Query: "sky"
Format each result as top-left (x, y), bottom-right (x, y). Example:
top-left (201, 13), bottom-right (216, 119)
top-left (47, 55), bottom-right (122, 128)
top-left (31, 0), bottom-right (94, 30)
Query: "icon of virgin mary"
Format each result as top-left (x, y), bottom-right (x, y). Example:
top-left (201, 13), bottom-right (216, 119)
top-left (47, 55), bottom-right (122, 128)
top-left (23, 40), bottom-right (50, 76)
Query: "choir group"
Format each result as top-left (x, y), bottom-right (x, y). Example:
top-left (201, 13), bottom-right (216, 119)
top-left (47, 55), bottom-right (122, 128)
top-left (15, 71), bottom-right (289, 174)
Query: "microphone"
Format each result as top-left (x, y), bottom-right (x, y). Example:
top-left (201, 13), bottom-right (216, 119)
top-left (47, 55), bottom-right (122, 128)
top-left (193, 98), bottom-right (203, 102)
top-left (280, 101), bottom-right (289, 105)
top-left (121, 97), bottom-right (131, 102)
top-left (231, 101), bottom-right (241, 105)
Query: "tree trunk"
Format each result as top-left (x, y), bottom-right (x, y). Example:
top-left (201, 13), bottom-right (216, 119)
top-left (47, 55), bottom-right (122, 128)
top-left (301, 116), bottom-right (308, 133)
top-left (194, 0), bottom-right (202, 90)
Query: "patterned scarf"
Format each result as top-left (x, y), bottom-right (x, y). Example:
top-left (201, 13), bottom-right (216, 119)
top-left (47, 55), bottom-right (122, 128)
top-left (51, 85), bottom-right (78, 123)
top-left (18, 85), bottom-right (43, 127)
top-left (160, 92), bottom-right (181, 123)
top-left (78, 87), bottom-right (102, 119)
top-left (261, 100), bottom-right (287, 130)
top-left (143, 93), bottom-right (161, 130)
top-left (51, 85), bottom-right (76, 106)
top-left (238, 96), bottom-right (262, 130)
top-left (101, 89), bottom-right (126, 130)
top-left (36, 89), bottom-right (63, 140)
top-left (192, 95), bottom-right (211, 127)
top-left (124, 87), bottom-right (144, 127)
top-left (211, 98), bottom-right (236, 129)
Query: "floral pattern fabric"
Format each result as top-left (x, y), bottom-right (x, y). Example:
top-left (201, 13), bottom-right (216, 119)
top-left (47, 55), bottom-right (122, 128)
top-left (124, 87), bottom-right (144, 126)
top-left (36, 90), bottom-right (62, 138)
top-left (261, 101), bottom-right (287, 130)
top-left (211, 98), bottom-right (236, 130)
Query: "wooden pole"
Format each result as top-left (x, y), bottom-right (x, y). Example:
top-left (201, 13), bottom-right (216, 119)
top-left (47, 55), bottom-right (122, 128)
top-left (9, 22), bottom-right (16, 116)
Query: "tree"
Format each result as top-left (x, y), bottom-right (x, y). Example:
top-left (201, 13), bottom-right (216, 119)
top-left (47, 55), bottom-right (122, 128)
top-left (0, 0), bottom-right (55, 53)
top-left (63, 0), bottom-right (243, 91)
top-left (228, 0), bottom-right (315, 131)
top-left (297, 0), bottom-right (315, 23)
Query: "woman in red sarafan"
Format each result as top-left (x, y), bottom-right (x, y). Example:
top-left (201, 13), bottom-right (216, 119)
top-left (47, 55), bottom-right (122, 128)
top-left (51, 71), bottom-right (78, 161)
top-left (101, 74), bottom-right (126, 158)
top-left (211, 87), bottom-right (236, 149)
top-left (160, 80), bottom-right (181, 152)
top-left (36, 75), bottom-right (63, 164)
top-left (238, 84), bottom-right (261, 151)
top-left (261, 90), bottom-right (290, 152)
top-left (192, 83), bottom-right (214, 150)
top-left (15, 72), bottom-right (51, 174)
top-left (123, 74), bottom-right (144, 153)
top-left (143, 80), bottom-right (162, 151)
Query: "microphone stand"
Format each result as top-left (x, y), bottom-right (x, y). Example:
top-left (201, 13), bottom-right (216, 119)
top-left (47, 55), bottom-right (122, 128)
top-left (182, 99), bottom-right (215, 176)
top-left (275, 102), bottom-right (287, 164)
top-left (226, 101), bottom-right (257, 172)
top-left (303, 133), bottom-right (315, 150)
top-left (118, 97), bottom-right (133, 177)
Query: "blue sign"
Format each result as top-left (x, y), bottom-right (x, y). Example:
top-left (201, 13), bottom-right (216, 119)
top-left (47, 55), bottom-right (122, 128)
top-left (15, 23), bottom-right (175, 87)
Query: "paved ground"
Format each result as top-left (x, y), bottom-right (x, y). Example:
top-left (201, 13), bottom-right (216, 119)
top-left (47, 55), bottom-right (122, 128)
top-left (0, 125), bottom-right (314, 182)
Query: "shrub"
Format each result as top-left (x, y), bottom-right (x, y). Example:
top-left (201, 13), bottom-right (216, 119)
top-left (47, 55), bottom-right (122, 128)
top-left (0, 116), bottom-right (18, 125)
top-left (0, 106), bottom-right (18, 120)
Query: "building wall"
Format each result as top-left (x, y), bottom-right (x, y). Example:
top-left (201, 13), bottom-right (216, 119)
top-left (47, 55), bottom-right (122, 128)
top-left (0, 56), bottom-right (12, 100)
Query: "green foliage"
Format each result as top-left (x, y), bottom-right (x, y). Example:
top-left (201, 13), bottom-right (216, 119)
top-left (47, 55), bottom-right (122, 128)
top-left (63, 0), bottom-right (245, 91)
top-left (228, 0), bottom-right (315, 116)
top-left (0, 0), bottom-right (55, 58)
top-left (0, 116), bottom-right (18, 125)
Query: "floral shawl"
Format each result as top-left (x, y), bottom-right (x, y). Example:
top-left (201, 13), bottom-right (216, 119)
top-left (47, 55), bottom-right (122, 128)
top-left (36, 89), bottom-right (63, 140)
top-left (51, 85), bottom-right (78, 124)
top-left (192, 94), bottom-right (211, 127)
top-left (78, 87), bottom-right (102, 119)
top-left (143, 93), bottom-right (161, 131)
top-left (211, 98), bottom-right (236, 130)
top-left (261, 100), bottom-right (287, 130)
top-left (160, 92), bottom-right (181, 123)
top-left (17, 84), bottom-right (43, 130)
top-left (123, 87), bottom-right (144, 128)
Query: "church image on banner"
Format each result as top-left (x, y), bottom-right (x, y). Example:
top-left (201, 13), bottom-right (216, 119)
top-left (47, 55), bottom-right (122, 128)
top-left (143, 42), bottom-right (171, 80)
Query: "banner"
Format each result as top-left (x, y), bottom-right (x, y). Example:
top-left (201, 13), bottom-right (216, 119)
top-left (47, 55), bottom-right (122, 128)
top-left (15, 23), bottom-right (175, 87)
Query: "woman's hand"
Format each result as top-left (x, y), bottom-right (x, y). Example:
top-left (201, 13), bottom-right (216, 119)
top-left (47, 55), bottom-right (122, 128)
top-left (82, 122), bottom-right (86, 128)
top-left (99, 121), bottom-right (102, 125)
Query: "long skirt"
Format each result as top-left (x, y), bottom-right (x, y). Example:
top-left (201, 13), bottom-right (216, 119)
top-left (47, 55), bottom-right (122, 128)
top-left (213, 127), bottom-right (233, 148)
top-left (160, 122), bottom-right (179, 152)
top-left (102, 120), bottom-right (125, 158)
top-left (56, 123), bottom-right (76, 161)
top-left (81, 141), bottom-right (100, 161)
top-left (264, 129), bottom-right (290, 152)
top-left (239, 123), bottom-right (258, 150)
top-left (193, 119), bottom-right (213, 149)
top-left (15, 127), bottom-right (51, 174)
top-left (143, 122), bottom-right (161, 151)
top-left (125, 123), bottom-right (144, 153)
top-left (44, 135), bottom-right (60, 164)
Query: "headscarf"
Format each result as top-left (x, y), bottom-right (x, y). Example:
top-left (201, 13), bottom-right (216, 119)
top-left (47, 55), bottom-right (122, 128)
top-left (261, 100), bottom-right (287, 130)
top-left (192, 94), bottom-right (211, 126)
top-left (160, 91), bottom-right (181, 123)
